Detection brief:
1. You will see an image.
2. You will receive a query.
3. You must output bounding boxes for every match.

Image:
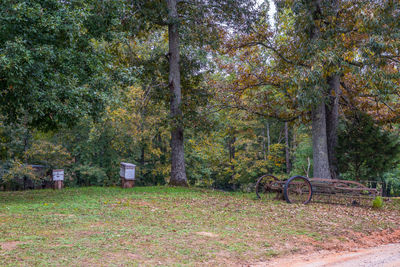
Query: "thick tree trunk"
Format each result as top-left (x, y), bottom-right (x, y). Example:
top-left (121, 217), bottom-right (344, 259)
top-left (167, 0), bottom-right (188, 186)
top-left (312, 102), bottom-right (332, 179)
top-left (326, 74), bottom-right (341, 179)
top-left (309, 0), bottom-right (338, 179)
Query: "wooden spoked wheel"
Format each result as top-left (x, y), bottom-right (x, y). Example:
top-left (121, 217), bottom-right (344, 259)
top-left (283, 176), bottom-right (313, 204)
top-left (255, 174), bottom-right (279, 200)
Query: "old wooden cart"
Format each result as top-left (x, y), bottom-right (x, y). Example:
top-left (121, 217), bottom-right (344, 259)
top-left (255, 174), bottom-right (380, 204)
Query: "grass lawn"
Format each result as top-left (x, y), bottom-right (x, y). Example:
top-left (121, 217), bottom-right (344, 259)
top-left (0, 186), bottom-right (399, 266)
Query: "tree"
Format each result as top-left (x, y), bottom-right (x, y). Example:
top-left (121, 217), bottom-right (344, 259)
top-left (0, 0), bottom-right (112, 130)
top-left (337, 112), bottom-right (400, 184)
top-left (217, 0), bottom-right (400, 179)
top-left (167, 0), bottom-right (187, 186)
top-left (123, 0), bottom-right (258, 186)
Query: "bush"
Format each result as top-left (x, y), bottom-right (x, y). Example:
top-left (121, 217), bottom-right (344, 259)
top-left (73, 165), bottom-right (109, 186)
top-left (372, 196), bottom-right (384, 209)
top-left (24, 141), bottom-right (73, 169)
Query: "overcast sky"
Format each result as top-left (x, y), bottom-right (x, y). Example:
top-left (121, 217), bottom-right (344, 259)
top-left (268, 0), bottom-right (276, 24)
top-left (257, 0), bottom-right (276, 27)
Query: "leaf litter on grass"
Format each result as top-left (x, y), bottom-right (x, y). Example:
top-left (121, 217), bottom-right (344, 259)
top-left (0, 186), bottom-right (399, 266)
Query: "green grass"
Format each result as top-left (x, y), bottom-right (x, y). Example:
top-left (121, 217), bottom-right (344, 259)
top-left (0, 186), bottom-right (399, 266)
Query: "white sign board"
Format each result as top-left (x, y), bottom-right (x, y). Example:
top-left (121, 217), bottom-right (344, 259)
top-left (120, 162), bottom-right (136, 180)
top-left (52, 169), bottom-right (64, 181)
top-left (124, 168), bottom-right (135, 180)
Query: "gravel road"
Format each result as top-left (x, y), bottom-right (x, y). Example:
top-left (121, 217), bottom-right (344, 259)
top-left (263, 243), bottom-right (400, 267)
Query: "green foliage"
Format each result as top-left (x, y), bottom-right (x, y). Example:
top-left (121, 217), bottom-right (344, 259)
top-left (1, 160), bottom-right (38, 182)
top-left (73, 164), bottom-right (109, 187)
top-left (24, 141), bottom-right (72, 169)
top-left (0, 119), bottom-right (32, 160)
top-left (382, 164), bottom-right (400, 197)
top-left (1, 0), bottom-right (399, 194)
top-left (337, 112), bottom-right (400, 181)
top-left (0, 0), bottom-right (111, 129)
top-left (185, 113), bottom-right (287, 190)
top-left (372, 196), bottom-right (383, 209)
top-left (290, 127), bottom-right (313, 178)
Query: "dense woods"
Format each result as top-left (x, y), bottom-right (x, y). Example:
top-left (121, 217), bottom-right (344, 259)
top-left (1, 0), bottom-right (400, 196)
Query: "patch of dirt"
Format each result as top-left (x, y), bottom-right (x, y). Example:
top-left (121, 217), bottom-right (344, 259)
top-left (262, 243), bottom-right (400, 267)
top-left (76, 230), bottom-right (103, 236)
top-left (106, 251), bottom-right (143, 261)
top-left (195, 232), bottom-right (219, 238)
top-left (317, 228), bottom-right (400, 251)
top-left (53, 213), bottom-right (76, 217)
top-left (129, 200), bottom-right (153, 206)
top-left (206, 250), bottom-right (243, 267)
top-left (251, 228), bottom-right (400, 266)
top-left (0, 241), bottom-right (25, 251)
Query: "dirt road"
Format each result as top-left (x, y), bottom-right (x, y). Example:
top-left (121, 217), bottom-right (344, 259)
top-left (262, 243), bottom-right (400, 267)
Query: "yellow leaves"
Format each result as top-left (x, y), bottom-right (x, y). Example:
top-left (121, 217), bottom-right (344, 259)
top-left (365, 48), bottom-right (375, 57)
top-left (24, 141), bottom-right (73, 168)
top-left (341, 33), bottom-right (346, 42)
top-left (3, 160), bottom-right (38, 182)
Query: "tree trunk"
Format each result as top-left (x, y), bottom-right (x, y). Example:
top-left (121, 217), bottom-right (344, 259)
top-left (292, 123), bottom-right (297, 166)
top-left (228, 132), bottom-right (236, 168)
top-left (261, 128), bottom-right (266, 160)
top-left (326, 75), bottom-right (341, 179)
top-left (266, 120), bottom-right (271, 155)
top-left (309, 0), bottom-right (337, 179)
top-left (229, 133), bottom-right (236, 190)
top-left (140, 145), bottom-right (145, 182)
top-left (382, 180), bottom-right (387, 197)
top-left (312, 101), bottom-right (332, 178)
top-left (167, 0), bottom-right (188, 186)
top-left (285, 122), bottom-right (291, 174)
top-left (387, 180), bottom-right (392, 197)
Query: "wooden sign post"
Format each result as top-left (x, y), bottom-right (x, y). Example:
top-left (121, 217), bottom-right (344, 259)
top-left (120, 162), bottom-right (136, 188)
top-left (52, 169), bottom-right (64, 190)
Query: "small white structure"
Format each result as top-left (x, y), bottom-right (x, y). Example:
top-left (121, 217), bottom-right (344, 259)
top-left (52, 169), bottom-right (64, 181)
top-left (120, 162), bottom-right (136, 188)
top-left (120, 163), bottom-right (136, 180)
top-left (52, 169), bottom-right (64, 189)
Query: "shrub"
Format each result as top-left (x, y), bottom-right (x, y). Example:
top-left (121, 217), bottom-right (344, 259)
top-left (73, 164), bottom-right (109, 186)
top-left (372, 196), bottom-right (384, 209)
top-left (24, 141), bottom-right (73, 169)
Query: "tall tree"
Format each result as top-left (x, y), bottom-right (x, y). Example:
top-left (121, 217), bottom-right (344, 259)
top-left (217, 0), bottom-right (400, 179)
top-left (125, 0), bottom-right (258, 186)
top-left (167, 0), bottom-right (187, 186)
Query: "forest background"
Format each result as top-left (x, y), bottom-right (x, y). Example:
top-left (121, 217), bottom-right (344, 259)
top-left (1, 0), bottom-right (400, 196)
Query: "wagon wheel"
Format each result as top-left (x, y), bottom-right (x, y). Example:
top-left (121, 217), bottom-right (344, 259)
top-left (283, 176), bottom-right (313, 204)
top-left (255, 174), bottom-right (280, 200)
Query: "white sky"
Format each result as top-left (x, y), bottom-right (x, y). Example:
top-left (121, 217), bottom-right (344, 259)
top-left (257, 0), bottom-right (276, 27)
top-left (268, 0), bottom-right (276, 27)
